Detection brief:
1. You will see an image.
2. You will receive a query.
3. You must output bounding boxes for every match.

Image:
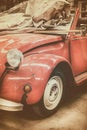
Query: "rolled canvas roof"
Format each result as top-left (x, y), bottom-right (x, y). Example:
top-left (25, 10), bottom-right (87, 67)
top-left (0, 0), bottom-right (70, 32)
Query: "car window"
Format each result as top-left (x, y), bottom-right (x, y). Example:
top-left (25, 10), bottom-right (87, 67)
top-left (76, 17), bottom-right (87, 35)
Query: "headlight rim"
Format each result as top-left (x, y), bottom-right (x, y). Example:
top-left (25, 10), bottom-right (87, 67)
top-left (7, 48), bottom-right (23, 68)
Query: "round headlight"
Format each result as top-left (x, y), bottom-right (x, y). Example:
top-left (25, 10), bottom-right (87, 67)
top-left (7, 49), bottom-right (23, 68)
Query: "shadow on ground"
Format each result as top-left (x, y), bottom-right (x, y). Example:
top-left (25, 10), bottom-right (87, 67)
top-left (0, 83), bottom-right (87, 130)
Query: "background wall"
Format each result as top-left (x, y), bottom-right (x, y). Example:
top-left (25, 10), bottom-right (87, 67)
top-left (0, 0), bottom-right (26, 11)
top-left (0, 0), bottom-right (75, 12)
top-left (0, 0), bottom-right (86, 16)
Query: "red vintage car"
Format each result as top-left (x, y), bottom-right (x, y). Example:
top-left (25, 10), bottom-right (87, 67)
top-left (0, 8), bottom-right (87, 117)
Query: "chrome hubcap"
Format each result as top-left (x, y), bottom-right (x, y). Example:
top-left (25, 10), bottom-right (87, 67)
top-left (49, 85), bottom-right (59, 102)
top-left (43, 76), bottom-right (63, 110)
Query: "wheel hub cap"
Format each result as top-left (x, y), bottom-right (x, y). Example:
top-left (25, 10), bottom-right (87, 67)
top-left (43, 76), bottom-right (63, 110)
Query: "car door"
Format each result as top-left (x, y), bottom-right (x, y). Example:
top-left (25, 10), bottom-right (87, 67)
top-left (70, 33), bottom-right (87, 76)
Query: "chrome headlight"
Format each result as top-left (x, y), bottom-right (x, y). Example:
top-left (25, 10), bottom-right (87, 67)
top-left (7, 49), bottom-right (23, 68)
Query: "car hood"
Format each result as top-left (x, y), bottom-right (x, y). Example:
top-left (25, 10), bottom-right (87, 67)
top-left (0, 33), bottom-right (62, 74)
top-left (0, 33), bottom-right (62, 54)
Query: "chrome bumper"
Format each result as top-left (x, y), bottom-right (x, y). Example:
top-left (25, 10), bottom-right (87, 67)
top-left (0, 98), bottom-right (23, 111)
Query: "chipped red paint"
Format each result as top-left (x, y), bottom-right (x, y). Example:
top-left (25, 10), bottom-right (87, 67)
top-left (0, 9), bottom-right (87, 105)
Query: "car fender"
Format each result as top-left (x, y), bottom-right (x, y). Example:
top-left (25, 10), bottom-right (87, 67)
top-left (23, 53), bottom-right (73, 104)
top-left (1, 53), bottom-right (73, 104)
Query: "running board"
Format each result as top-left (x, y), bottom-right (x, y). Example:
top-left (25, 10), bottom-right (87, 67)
top-left (75, 72), bottom-right (87, 86)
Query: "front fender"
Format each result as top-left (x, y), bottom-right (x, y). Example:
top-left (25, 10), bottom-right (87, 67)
top-left (23, 53), bottom-right (71, 104)
top-left (1, 53), bottom-right (70, 104)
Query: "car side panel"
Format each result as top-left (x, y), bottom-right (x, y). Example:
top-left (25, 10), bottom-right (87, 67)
top-left (70, 35), bottom-right (87, 75)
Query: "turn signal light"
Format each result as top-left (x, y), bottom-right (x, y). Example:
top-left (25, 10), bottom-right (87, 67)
top-left (24, 84), bottom-right (32, 93)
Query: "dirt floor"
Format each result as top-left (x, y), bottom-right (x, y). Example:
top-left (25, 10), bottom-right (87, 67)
top-left (0, 84), bottom-right (87, 130)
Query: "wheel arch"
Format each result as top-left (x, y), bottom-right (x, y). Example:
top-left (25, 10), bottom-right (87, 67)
top-left (32, 61), bottom-right (76, 117)
top-left (22, 53), bottom-right (76, 104)
top-left (52, 61), bottom-right (76, 88)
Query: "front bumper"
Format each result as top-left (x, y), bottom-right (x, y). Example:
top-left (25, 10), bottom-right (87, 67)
top-left (0, 98), bottom-right (23, 111)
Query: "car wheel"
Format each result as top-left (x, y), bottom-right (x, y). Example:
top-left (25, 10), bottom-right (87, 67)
top-left (32, 70), bottom-right (66, 117)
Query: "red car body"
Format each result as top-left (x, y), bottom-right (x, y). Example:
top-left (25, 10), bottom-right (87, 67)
top-left (0, 9), bottom-right (87, 116)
